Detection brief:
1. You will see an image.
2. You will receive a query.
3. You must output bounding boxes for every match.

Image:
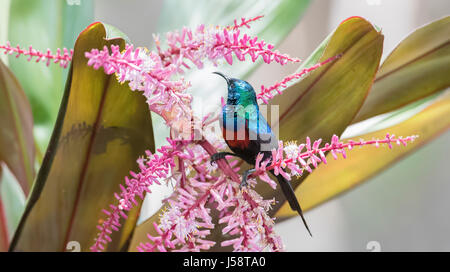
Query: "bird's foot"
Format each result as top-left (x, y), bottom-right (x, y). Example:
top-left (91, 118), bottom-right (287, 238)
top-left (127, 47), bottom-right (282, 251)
top-left (240, 169), bottom-right (256, 189)
top-left (210, 152), bottom-right (236, 165)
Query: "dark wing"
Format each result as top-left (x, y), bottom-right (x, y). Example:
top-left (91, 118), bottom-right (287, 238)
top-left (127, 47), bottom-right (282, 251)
top-left (247, 109), bottom-right (278, 153)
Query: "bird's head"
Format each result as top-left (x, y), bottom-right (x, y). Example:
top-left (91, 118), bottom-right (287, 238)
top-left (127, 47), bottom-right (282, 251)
top-left (213, 72), bottom-right (257, 106)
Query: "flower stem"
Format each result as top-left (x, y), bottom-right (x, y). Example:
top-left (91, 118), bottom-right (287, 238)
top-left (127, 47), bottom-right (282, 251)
top-left (197, 139), bottom-right (241, 184)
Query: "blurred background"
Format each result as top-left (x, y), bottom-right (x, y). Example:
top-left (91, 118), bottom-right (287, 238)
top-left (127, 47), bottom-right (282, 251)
top-left (2, 0), bottom-right (449, 251)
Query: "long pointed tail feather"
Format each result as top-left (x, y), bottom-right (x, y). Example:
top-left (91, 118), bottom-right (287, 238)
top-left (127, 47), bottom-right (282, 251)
top-left (270, 170), bottom-right (312, 236)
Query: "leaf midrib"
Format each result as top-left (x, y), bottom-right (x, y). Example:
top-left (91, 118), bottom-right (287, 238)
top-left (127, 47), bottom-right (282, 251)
top-left (278, 28), bottom-right (373, 125)
top-left (61, 76), bottom-right (112, 252)
top-left (375, 40), bottom-right (450, 82)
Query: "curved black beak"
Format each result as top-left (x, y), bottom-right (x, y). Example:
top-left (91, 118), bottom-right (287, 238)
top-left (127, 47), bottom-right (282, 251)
top-left (213, 71), bottom-right (230, 86)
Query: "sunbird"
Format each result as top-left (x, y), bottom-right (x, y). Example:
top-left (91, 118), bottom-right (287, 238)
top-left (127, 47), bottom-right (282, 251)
top-left (212, 72), bottom-right (312, 236)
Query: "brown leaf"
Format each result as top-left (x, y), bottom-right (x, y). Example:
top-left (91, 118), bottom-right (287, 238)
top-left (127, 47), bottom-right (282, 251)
top-left (10, 23), bottom-right (154, 252)
top-left (277, 93), bottom-right (450, 217)
top-left (0, 59), bottom-right (35, 195)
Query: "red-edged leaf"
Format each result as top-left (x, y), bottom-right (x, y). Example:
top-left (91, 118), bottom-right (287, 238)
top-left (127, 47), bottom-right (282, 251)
top-left (0, 59), bottom-right (35, 195)
top-left (10, 22), bottom-right (154, 252)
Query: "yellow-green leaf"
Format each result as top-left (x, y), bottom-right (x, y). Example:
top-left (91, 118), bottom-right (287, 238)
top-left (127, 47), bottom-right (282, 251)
top-left (9, 22), bottom-right (154, 252)
top-left (276, 93), bottom-right (450, 218)
top-left (354, 16), bottom-right (450, 123)
top-left (275, 17), bottom-right (384, 142)
top-left (260, 17), bottom-right (384, 212)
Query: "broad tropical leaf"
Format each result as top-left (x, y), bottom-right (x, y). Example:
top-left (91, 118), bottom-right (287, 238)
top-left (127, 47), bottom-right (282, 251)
top-left (354, 16), bottom-right (450, 123)
top-left (261, 17), bottom-right (384, 212)
top-left (274, 16), bottom-right (450, 218)
top-left (0, 163), bottom-right (26, 251)
top-left (128, 203), bottom-right (168, 252)
top-left (275, 17), bottom-right (384, 142)
top-left (0, 59), bottom-right (34, 195)
top-left (9, 23), bottom-right (154, 252)
top-left (276, 92), bottom-right (450, 217)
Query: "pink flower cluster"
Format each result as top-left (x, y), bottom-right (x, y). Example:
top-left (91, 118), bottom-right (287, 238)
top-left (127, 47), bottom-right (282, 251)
top-left (92, 126), bottom-right (417, 252)
top-left (219, 189), bottom-right (283, 251)
top-left (0, 41), bottom-right (73, 68)
top-left (85, 44), bottom-right (191, 129)
top-left (155, 20), bottom-right (300, 71)
top-left (90, 139), bottom-right (188, 252)
top-left (92, 125), bottom-right (286, 252)
top-left (136, 138), bottom-right (283, 252)
top-left (85, 16), bottom-right (304, 131)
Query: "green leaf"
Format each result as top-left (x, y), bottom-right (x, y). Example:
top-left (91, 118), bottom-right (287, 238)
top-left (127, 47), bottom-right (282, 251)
top-left (276, 17), bottom-right (384, 141)
top-left (0, 163), bottom-right (26, 250)
top-left (8, 0), bottom-right (94, 150)
top-left (344, 91), bottom-right (443, 138)
top-left (0, 171), bottom-right (8, 251)
top-left (276, 93), bottom-right (450, 218)
top-left (10, 22), bottom-right (155, 252)
top-left (0, 58), bottom-right (35, 195)
top-left (354, 16), bottom-right (450, 123)
top-left (260, 17), bottom-right (384, 213)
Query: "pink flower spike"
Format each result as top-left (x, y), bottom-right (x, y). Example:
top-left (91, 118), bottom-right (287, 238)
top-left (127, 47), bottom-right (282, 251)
top-left (252, 134), bottom-right (417, 183)
top-left (90, 140), bottom-right (187, 252)
top-left (257, 54), bottom-right (341, 103)
top-left (313, 139), bottom-right (322, 150)
top-left (0, 42), bottom-right (72, 68)
top-left (231, 16), bottom-right (264, 30)
top-left (306, 137), bottom-right (312, 151)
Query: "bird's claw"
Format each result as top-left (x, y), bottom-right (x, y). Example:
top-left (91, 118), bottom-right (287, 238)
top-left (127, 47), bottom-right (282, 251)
top-left (240, 169), bottom-right (255, 190)
top-left (239, 179), bottom-right (248, 189)
top-left (210, 153), bottom-right (220, 164)
top-left (210, 152), bottom-right (236, 165)
top-left (210, 153), bottom-right (224, 165)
